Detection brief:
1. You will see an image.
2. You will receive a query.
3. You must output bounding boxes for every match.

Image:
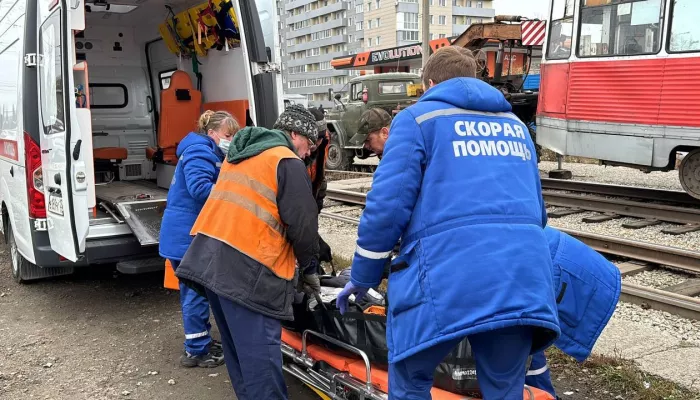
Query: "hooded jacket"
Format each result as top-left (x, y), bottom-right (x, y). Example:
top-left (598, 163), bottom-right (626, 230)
top-left (349, 77), bottom-right (560, 363)
top-left (159, 132), bottom-right (224, 261)
top-left (545, 226), bottom-right (621, 362)
top-left (175, 127), bottom-right (320, 320)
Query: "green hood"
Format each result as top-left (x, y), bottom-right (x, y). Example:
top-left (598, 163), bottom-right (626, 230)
top-left (227, 126), bottom-right (297, 163)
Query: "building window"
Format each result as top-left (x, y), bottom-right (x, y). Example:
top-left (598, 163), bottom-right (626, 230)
top-left (546, 1), bottom-right (574, 59)
top-left (430, 14), bottom-right (434, 24)
top-left (577, 0), bottom-right (663, 57)
top-left (356, 21), bottom-right (363, 30)
top-left (368, 38), bottom-right (372, 47)
top-left (368, 20), bottom-right (373, 29)
top-left (399, 30), bottom-right (419, 41)
top-left (402, 12), bottom-right (419, 30)
top-left (439, 15), bottom-right (446, 25)
top-left (439, 33), bottom-right (446, 38)
top-left (439, 0), bottom-right (445, 6)
top-left (467, 0), bottom-right (471, 6)
top-left (356, 3), bottom-right (363, 12)
top-left (476, 1), bottom-right (482, 7)
top-left (367, 1), bottom-right (371, 11)
top-left (349, 34), bottom-right (354, 42)
top-left (452, 15), bottom-right (457, 24)
top-left (429, 0), bottom-right (433, 4)
top-left (429, 33), bottom-right (434, 40)
top-left (375, 0), bottom-right (380, 8)
top-left (668, 0), bottom-right (699, 53)
top-left (375, 36), bottom-right (381, 45)
top-left (375, 18), bottom-right (381, 27)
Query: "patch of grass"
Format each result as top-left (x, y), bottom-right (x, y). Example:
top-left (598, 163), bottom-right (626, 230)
top-left (546, 347), bottom-right (698, 400)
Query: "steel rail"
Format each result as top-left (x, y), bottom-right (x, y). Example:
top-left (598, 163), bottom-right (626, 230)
top-left (321, 209), bottom-right (700, 320)
top-left (542, 191), bottom-right (700, 225)
top-left (540, 178), bottom-right (700, 206)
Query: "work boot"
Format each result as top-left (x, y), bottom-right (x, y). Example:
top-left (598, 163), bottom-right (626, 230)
top-left (210, 339), bottom-right (223, 356)
top-left (180, 351), bottom-right (224, 368)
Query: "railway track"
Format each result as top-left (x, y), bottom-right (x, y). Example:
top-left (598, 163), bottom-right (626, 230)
top-left (323, 187), bottom-right (700, 321)
top-left (326, 171), bottom-right (700, 235)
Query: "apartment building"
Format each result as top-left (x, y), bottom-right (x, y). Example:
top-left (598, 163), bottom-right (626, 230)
top-left (277, 0), bottom-right (495, 107)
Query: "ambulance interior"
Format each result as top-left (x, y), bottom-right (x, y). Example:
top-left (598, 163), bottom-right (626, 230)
top-left (75, 0), bottom-right (266, 245)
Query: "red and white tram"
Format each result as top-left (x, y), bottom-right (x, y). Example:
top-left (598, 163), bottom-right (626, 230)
top-left (536, 0), bottom-right (700, 198)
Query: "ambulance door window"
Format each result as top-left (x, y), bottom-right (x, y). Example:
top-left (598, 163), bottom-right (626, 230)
top-left (39, 13), bottom-right (65, 136)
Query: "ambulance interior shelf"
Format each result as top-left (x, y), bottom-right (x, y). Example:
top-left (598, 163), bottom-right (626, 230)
top-left (158, 0), bottom-right (241, 59)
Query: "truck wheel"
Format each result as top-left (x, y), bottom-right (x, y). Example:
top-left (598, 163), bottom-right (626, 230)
top-left (326, 136), bottom-right (352, 171)
top-left (528, 125), bottom-right (542, 163)
top-left (679, 148), bottom-right (700, 200)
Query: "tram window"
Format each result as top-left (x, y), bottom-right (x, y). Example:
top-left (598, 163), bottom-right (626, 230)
top-left (668, 0), bottom-right (700, 53)
top-left (546, 0), bottom-right (574, 59)
top-left (578, 0), bottom-right (664, 58)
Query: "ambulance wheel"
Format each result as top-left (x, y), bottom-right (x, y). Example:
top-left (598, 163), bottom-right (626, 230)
top-left (679, 148), bottom-right (700, 200)
top-left (9, 224), bottom-right (33, 284)
top-left (326, 136), bottom-right (352, 171)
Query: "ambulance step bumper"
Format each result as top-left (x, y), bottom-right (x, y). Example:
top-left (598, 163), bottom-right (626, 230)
top-left (116, 257), bottom-right (165, 274)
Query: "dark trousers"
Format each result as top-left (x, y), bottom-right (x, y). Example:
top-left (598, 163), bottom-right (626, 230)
top-left (525, 351), bottom-right (556, 398)
top-left (389, 326), bottom-right (533, 400)
top-left (205, 289), bottom-right (287, 400)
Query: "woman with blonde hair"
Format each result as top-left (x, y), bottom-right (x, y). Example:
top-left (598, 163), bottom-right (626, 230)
top-left (159, 110), bottom-right (239, 368)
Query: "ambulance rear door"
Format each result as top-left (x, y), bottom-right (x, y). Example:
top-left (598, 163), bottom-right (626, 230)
top-left (37, 0), bottom-right (89, 262)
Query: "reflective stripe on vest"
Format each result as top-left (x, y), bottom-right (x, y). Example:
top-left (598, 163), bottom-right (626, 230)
top-left (190, 146), bottom-right (298, 280)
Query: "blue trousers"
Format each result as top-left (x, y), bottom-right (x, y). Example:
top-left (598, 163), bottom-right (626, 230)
top-left (525, 351), bottom-right (556, 398)
top-left (206, 289), bottom-right (287, 400)
top-left (170, 260), bottom-right (212, 355)
top-left (389, 326), bottom-right (533, 400)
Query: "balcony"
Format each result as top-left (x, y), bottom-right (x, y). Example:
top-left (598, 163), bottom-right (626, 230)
top-left (451, 6), bottom-right (495, 18)
top-left (285, 1), bottom-right (349, 24)
top-left (285, 51), bottom-right (348, 67)
top-left (286, 34), bottom-right (348, 52)
top-left (396, 2), bottom-right (419, 13)
top-left (286, 18), bottom-right (348, 39)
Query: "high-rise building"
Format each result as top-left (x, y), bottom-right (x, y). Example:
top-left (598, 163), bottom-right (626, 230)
top-left (277, 0), bottom-right (494, 107)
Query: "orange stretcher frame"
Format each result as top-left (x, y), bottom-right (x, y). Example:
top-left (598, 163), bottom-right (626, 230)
top-left (281, 328), bottom-right (554, 400)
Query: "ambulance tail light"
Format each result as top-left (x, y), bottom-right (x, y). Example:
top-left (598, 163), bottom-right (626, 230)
top-left (24, 132), bottom-right (46, 219)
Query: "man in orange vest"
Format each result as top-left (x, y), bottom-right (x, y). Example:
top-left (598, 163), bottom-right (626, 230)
top-left (175, 105), bottom-right (321, 399)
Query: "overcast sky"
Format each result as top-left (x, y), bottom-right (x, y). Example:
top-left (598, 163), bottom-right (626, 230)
top-left (493, 0), bottom-right (550, 20)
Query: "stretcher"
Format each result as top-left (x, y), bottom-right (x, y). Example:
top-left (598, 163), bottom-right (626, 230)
top-left (281, 328), bottom-right (554, 400)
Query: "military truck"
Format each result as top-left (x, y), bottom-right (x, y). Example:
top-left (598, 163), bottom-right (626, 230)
top-left (325, 73), bottom-right (422, 170)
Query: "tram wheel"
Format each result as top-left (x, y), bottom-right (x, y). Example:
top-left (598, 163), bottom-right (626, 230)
top-left (679, 148), bottom-right (700, 200)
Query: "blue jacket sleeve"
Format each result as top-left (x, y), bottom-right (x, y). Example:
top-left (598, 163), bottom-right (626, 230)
top-left (181, 144), bottom-right (220, 203)
top-left (350, 110), bottom-right (426, 288)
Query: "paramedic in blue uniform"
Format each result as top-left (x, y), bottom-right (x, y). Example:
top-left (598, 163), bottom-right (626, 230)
top-left (526, 226), bottom-right (621, 398)
top-left (352, 108), bottom-right (623, 399)
top-left (337, 46), bottom-right (560, 400)
top-left (159, 110), bottom-right (239, 368)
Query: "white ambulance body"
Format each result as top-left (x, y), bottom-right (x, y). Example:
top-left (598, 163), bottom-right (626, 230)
top-left (0, 0), bottom-right (282, 282)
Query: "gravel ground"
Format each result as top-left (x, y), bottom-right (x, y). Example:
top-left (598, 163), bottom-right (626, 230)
top-left (539, 161), bottom-right (684, 191)
top-left (622, 270), bottom-right (690, 290)
top-left (546, 209), bottom-right (700, 252)
top-left (610, 302), bottom-right (700, 346)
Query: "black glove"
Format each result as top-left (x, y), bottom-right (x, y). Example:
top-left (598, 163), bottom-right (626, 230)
top-left (319, 236), bottom-right (332, 263)
top-left (301, 273), bottom-right (321, 296)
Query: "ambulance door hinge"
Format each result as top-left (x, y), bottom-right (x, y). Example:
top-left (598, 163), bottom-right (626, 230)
top-left (24, 53), bottom-right (38, 68)
top-left (258, 62), bottom-right (281, 74)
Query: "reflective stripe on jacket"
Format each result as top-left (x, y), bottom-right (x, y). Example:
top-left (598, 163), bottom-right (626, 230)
top-left (190, 146), bottom-right (298, 280)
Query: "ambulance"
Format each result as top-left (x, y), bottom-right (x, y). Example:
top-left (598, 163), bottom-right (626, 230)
top-left (0, 0), bottom-right (282, 282)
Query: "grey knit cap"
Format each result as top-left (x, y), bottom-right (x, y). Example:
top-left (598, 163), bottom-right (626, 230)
top-left (273, 104), bottom-right (319, 142)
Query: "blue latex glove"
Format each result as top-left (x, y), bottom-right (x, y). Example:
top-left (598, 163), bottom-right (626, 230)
top-left (336, 281), bottom-right (369, 315)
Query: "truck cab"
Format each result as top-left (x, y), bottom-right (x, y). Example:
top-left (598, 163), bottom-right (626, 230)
top-left (325, 73), bottom-right (421, 170)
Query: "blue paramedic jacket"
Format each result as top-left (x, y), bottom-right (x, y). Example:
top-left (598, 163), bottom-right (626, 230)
top-left (350, 77), bottom-right (561, 363)
top-left (545, 226), bottom-right (621, 362)
top-left (159, 133), bottom-right (224, 262)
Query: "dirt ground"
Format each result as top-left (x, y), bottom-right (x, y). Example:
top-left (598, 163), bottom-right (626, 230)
top-left (0, 245), bottom-right (653, 400)
top-left (0, 248), bottom-right (316, 400)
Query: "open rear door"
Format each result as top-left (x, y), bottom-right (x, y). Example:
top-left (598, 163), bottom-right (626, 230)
top-left (38, 0), bottom-right (89, 262)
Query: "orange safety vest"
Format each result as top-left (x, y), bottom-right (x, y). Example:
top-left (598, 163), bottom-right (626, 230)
top-left (190, 146), bottom-right (298, 280)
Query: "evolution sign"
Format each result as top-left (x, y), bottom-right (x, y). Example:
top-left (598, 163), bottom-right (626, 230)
top-left (370, 44), bottom-right (423, 64)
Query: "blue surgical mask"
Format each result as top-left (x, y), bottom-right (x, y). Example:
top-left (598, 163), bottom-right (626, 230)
top-left (218, 138), bottom-right (231, 152)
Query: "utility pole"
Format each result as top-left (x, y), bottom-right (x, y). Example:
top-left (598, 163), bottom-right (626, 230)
top-left (421, 0), bottom-right (430, 67)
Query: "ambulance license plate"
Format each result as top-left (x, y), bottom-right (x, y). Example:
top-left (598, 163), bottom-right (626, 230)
top-left (48, 193), bottom-right (64, 216)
